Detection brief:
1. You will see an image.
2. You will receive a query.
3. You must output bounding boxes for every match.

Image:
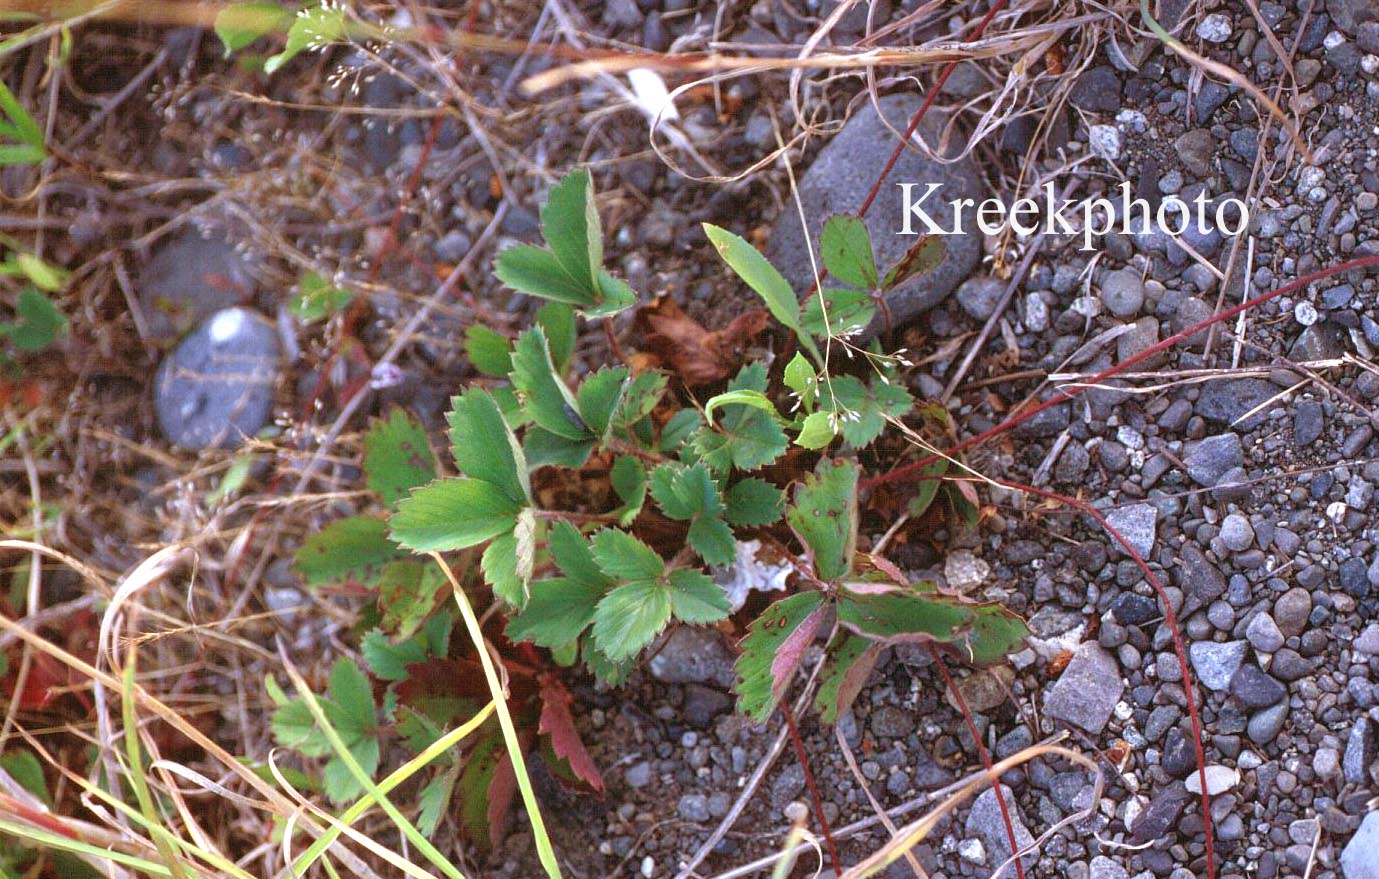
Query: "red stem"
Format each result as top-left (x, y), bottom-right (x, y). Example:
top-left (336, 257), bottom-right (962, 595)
top-left (929, 644), bottom-right (1027, 879)
top-left (781, 698), bottom-right (842, 876)
top-left (863, 253), bottom-right (1379, 491)
top-left (992, 477), bottom-right (1215, 879)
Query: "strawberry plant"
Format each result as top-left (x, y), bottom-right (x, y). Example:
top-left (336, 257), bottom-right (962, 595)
top-left (279, 167), bottom-right (1030, 847)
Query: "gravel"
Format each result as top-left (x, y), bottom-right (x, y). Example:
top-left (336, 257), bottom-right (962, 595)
top-left (1184, 433), bottom-right (1245, 487)
top-left (1105, 503), bottom-right (1157, 557)
top-left (1246, 613), bottom-right (1286, 653)
top-left (1043, 644), bottom-right (1124, 734)
top-left (1229, 664), bottom-right (1288, 708)
top-left (1188, 640), bottom-right (1248, 691)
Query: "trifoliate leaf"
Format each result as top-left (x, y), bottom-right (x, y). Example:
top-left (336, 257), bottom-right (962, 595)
top-left (464, 325), bottom-right (512, 377)
top-left (703, 389), bottom-right (785, 427)
top-left (364, 408), bottom-right (437, 506)
top-left (416, 764), bottom-right (460, 839)
top-left (295, 515), bottom-right (406, 586)
top-left (783, 351), bottom-right (815, 401)
top-left (581, 636), bottom-right (636, 686)
top-left (724, 478), bottom-right (785, 527)
top-left (589, 529), bottom-right (664, 582)
top-left (666, 568), bottom-right (731, 623)
top-left (819, 374), bottom-right (912, 448)
top-left (835, 590), bottom-right (973, 646)
top-left (649, 462), bottom-right (720, 520)
top-left (819, 215), bottom-right (878, 290)
top-left (390, 478), bottom-right (522, 552)
top-left (264, 3), bottom-right (347, 74)
top-left (611, 370), bottom-right (668, 430)
top-left (794, 410), bottom-right (837, 450)
top-left (906, 459), bottom-right (948, 519)
top-left (325, 657), bottom-right (376, 738)
top-left (361, 630), bottom-right (426, 681)
top-left (787, 458), bottom-right (859, 581)
top-left (733, 592), bottom-right (829, 722)
top-left (511, 327), bottom-right (590, 441)
top-left (962, 604), bottom-right (1029, 665)
top-left (591, 580), bottom-right (671, 660)
top-left (481, 522), bottom-right (534, 607)
top-left (448, 389), bottom-right (529, 505)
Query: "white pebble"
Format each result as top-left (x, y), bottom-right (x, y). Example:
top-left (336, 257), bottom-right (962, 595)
top-left (1294, 301), bottom-right (1319, 326)
top-left (641, 856), bottom-right (655, 878)
top-left (1088, 124), bottom-right (1122, 160)
top-left (1197, 13), bottom-right (1232, 43)
top-left (1185, 764), bottom-right (1240, 795)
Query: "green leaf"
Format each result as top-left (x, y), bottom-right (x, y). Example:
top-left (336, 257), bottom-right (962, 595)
top-left (522, 426), bottom-right (595, 469)
top-left (494, 245), bottom-right (593, 306)
top-left (703, 389), bottom-right (786, 427)
top-left (591, 580), bottom-right (672, 661)
top-left (0, 750), bottom-right (50, 806)
top-left (819, 374), bottom-right (912, 448)
top-left (548, 520), bottom-right (614, 587)
top-left (322, 738), bottom-right (379, 805)
top-left (819, 215), bottom-right (878, 290)
top-left (787, 458), bottom-right (859, 581)
top-left (447, 390), bottom-right (529, 505)
top-left (666, 568), bottom-right (731, 622)
top-left (589, 529), bottom-right (664, 582)
top-left (724, 478), bottom-right (784, 527)
top-left (801, 287), bottom-right (876, 339)
top-left (794, 410), bottom-right (837, 450)
top-left (482, 530), bottom-right (527, 606)
top-left (0, 77), bottom-right (43, 164)
top-left (465, 325), bottom-right (513, 377)
top-left (581, 636), bottom-right (636, 686)
top-left (364, 409), bottom-right (437, 506)
top-left (390, 478), bottom-right (523, 552)
top-left (590, 271), bottom-right (638, 317)
top-left (289, 271), bottom-right (353, 323)
top-left (906, 459), bottom-right (948, 519)
top-left (506, 576), bottom-right (605, 648)
top-left (536, 302), bottom-right (576, 372)
top-left (576, 366), bottom-right (629, 437)
top-left (835, 590), bottom-right (972, 645)
top-left (782, 351), bottom-right (815, 403)
top-left (457, 734), bottom-right (504, 849)
top-left (649, 462), bottom-right (719, 520)
top-left (882, 234), bottom-right (947, 290)
top-left (271, 693), bottom-right (329, 757)
top-left (659, 408), bottom-right (703, 453)
top-left (962, 604), bottom-right (1029, 665)
top-left (214, 2), bottom-right (291, 53)
top-left (326, 658), bottom-right (376, 737)
top-left (3, 287), bottom-right (66, 351)
top-left (610, 455), bottom-right (647, 526)
top-left (264, 2), bottom-right (348, 74)
top-left (702, 223), bottom-right (819, 363)
top-left (733, 592), bottom-right (829, 722)
top-left (375, 560), bottom-right (447, 640)
top-left (813, 634), bottom-right (882, 724)
top-left (416, 765), bottom-right (460, 839)
top-left (610, 370), bottom-right (667, 430)
top-left (295, 516), bottom-right (406, 586)
top-left (511, 327), bottom-right (590, 441)
top-left (361, 630), bottom-right (427, 681)
top-left (692, 364), bottom-right (788, 473)
top-left (687, 516), bottom-right (735, 566)
top-left (541, 169), bottom-right (600, 291)
top-left (13, 253), bottom-right (69, 292)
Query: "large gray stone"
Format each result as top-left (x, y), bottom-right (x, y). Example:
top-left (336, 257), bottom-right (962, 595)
top-left (1342, 811), bottom-right (1379, 879)
top-left (964, 784), bottom-right (1036, 879)
top-left (647, 627), bottom-right (736, 688)
top-left (138, 231), bottom-right (257, 339)
top-left (1044, 644), bottom-right (1124, 734)
top-left (766, 94), bottom-right (985, 338)
top-left (154, 308), bottom-right (280, 450)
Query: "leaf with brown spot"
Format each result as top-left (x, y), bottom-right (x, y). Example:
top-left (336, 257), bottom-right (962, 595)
top-left (634, 297), bottom-right (767, 387)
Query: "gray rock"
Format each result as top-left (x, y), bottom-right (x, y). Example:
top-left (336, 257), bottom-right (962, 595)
top-left (1341, 811), bottom-right (1379, 879)
top-left (154, 308), bottom-right (280, 450)
top-left (624, 761), bottom-right (653, 788)
top-left (766, 95), bottom-right (985, 338)
top-left (1184, 433), bottom-right (1244, 487)
top-left (1131, 783), bottom-right (1192, 843)
top-left (1069, 67), bottom-right (1122, 113)
top-left (1178, 543), bottom-right (1227, 615)
top-left (1195, 378), bottom-right (1278, 429)
top-left (682, 684), bottom-right (732, 727)
top-left (770, 763), bottom-right (806, 807)
top-left (1174, 129), bottom-right (1216, 177)
top-left (138, 231), bottom-right (257, 339)
top-left (1219, 513), bottom-right (1254, 551)
top-left (1106, 504), bottom-right (1156, 558)
top-left (1246, 614), bottom-right (1285, 653)
top-left (1100, 268), bottom-right (1145, 318)
top-left (1189, 640), bottom-right (1247, 691)
top-left (1294, 400), bottom-right (1325, 446)
top-left (647, 628), bottom-right (736, 687)
top-left (956, 276), bottom-right (1006, 321)
top-left (1112, 593), bottom-right (1159, 626)
top-left (678, 793), bottom-right (711, 822)
top-left (1356, 623), bottom-right (1379, 655)
top-left (1248, 702), bottom-right (1288, 744)
top-left (1161, 727), bottom-right (1198, 777)
top-left (1230, 664), bottom-right (1287, 708)
top-left (1044, 644), bottom-right (1124, 734)
top-left (1089, 856), bottom-right (1129, 879)
top-left (1269, 647), bottom-right (1314, 681)
top-left (1273, 587), bottom-right (1312, 637)
top-left (1328, 0), bottom-right (1379, 34)
top-left (870, 705), bottom-right (916, 739)
top-left (965, 784), bottom-right (1036, 879)
top-left (1344, 718), bottom-right (1375, 785)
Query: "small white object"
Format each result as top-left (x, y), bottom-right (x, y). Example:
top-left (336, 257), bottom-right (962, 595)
top-left (715, 540), bottom-right (791, 612)
top-left (208, 308), bottom-right (248, 344)
top-left (640, 856), bottom-right (655, 878)
top-left (958, 838), bottom-right (987, 864)
top-left (1185, 764), bottom-right (1240, 795)
top-left (944, 549), bottom-right (990, 592)
top-left (1294, 301), bottom-right (1319, 327)
top-left (1327, 500), bottom-right (1349, 524)
top-left (626, 68), bottom-right (680, 131)
top-left (1196, 13), bottom-right (1232, 43)
top-left (1324, 30), bottom-right (1346, 50)
top-left (1088, 124), bottom-right (1122, 160)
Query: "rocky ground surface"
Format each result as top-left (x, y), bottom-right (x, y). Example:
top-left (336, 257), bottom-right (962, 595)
top-left (10, 0), bottom-right (1379, 877)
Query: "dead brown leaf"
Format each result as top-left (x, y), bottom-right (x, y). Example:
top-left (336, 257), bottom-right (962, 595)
top-left (634, 297), bottom-right (767, 387)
